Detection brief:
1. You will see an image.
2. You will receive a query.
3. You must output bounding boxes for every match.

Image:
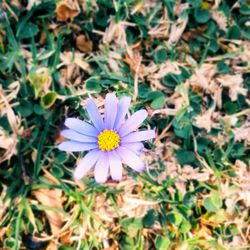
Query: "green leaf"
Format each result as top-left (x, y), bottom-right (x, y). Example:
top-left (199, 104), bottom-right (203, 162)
top-left (51, 166), bottom-right (64, 178)
top-left (40, 91), bottom-right (57, 109)
top-left (176, 149), bottom-right (196, 165)
top-left (240, 4), bottom-right (250, 15)
top-left (194, 8), bottom-right (211, 23)
top-left (166, 211), bottom-right (183, 226)
top-left (33, 104), bottom-right (44, 115)
top-left (59, 246), bottom-right (76, 250)
top-left (18, 23), bottom-right (39, 39)
top-left (154, 49), bottom-right (167, 63)
top-left (146, 91), bottom-right (165, 109)
top-left (180, 219), bottom-right (191, 233)
top-left (15, 99), bottom-right (33, 117)
top-left (155, 236), bottom-right (170, 250)
top-left (223, 101), bottom-right (238, 115)
top-left (86, 78), bottom-right (102, 93)
top-left (216, 61), bottom-right (230, 74)
top-left (227, 26), bottom-right (241, 39)
top-left (143, 209), bottom-right (158, 228)
top-left (174, 124), bottom-right (192, 139)
top-left (138, 83), bottom-right (150, 98)
top-left (183, 192), bottom-right (197, 208)
top-left (162, 73), bottom-right (181, 88)
top-left (208, 38), bottom-right (219, 53)
top-left (28, 72), bottom-right (51, 98)
top-left (204, 192), bottom-right (222, 212)
top-left (121, 218), bottom-right (143, 237)
top-left (196, 137), bottom-right (212, 154)
top-left (151, 96), bottom-right (165, 109)
top-left (55, 153), bottom-right (69, 164)
top-left (230, 143), bottom-right (245, 158)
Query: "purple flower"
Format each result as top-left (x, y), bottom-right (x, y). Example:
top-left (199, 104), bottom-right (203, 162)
top-left (58, 93), bottom-right (155, 183)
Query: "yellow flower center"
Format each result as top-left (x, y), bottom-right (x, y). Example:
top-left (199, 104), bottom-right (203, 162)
top-left (201, 2), bottom-right (210, 9)
top-left (97, 130), bottom-right (120, 151)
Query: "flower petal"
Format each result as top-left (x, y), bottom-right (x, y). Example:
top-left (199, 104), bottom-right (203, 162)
top-left (86, 98), bottom-right (104, 132)
top-left (116, 146), bottom-right (144, 172)
top-left (114, 96), bottom-right (131, 130)
top-left (108, 150), bottom-right (122, 181)
top-left (61, 129), bottom-right (98, 143)
top-left (65, 118), bottom-right (98, 137)
top-left (104, 93), bottom-right (118, 129)
top-left (58, 141), bottom-right (98, 152)
top-left (121, 142), bottom-right (144, 155)
top-left (121, 130), bottom-right (155, 143)
top-left (73, 149), bottom-right (101, 180)
top-left (118, 110), bottom-right (148, 137)
top-left (94, 152), bottom-right (109, 183)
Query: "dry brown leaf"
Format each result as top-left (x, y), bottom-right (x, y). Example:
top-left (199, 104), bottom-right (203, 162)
top-left (149, 61), bottom-right (182, 80)
top-left (148, 8), bottom-right (170, 39)
top-left (195, 105), bottom-right (219, 132)
top-left (32, 189), bottom-right (64, 235)
top-left (26, 0), bottom-right (42, 10)
top-left (187, 63), bottom-right (217, 90)
top-left (233, 122), bottom-right (250, 144)
top-left (103, 17), bottom-right (135, 52)
top-left (76, 35), bottom-right (93, 52)
top-left (167, 14), bottom-right (188, 46)
top-left (238, 41), bottom-right (250, 70)
top-left (94, 178), bottom-right (158, 222)
top-left (59, 51), bottom-right (92, 74)
top-left (211, 10), bottom-right (227, 31)
top-left (0, 127), bottom-right (17, 163)
top-left (46, 241), bottom-right (58, 250)
top-left (182, 25), bottom-right (207, 42)
top-left (216, 74), bottom-right (247, 101)
top-left (0, 185), bottom-right (10, 221)
top-left (158, 151), bottom-right (210, 196)
top-left (123, 51), bottom-right (144, 77)
top-left (0, 81), bottom-right (21, 135)
top-left (56, 0), bottom-right (80, 22)
top-left (0, 82), bottom-right (21, 163)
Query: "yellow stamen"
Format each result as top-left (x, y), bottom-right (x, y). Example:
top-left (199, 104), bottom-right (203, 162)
top-left (98, 129), bottom-right (120, 151)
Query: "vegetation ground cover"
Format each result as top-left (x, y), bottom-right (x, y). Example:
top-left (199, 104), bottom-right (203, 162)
top-left (0, 0), bottom-right (250, 249)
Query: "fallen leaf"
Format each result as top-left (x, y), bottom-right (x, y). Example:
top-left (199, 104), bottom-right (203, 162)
top-left (123, 51), bottom-right (144, 77)
top-left (195, 105), bottom-right (219, 132)
top-left (167, 14), bottom-right (188, 46)
top-left (216, 74), bottom-right (247, 101)
top-left (60, 51), bottom-right (92, 74)
top-left (211, 10), bottom-right (227, 32)
top-left (56, 0), bottom-right (80, 22)
top-left (0, 127), bottom-right (17, 163)
top-left (32, 189), bottom-right (64, 235)
top-left (76, 35), bottom-right (93, 52)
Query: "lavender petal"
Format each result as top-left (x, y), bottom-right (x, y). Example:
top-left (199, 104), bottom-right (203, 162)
top-left (73, 149), bottom-right (101, 180)
top-left (104, 93), bottom-right (118, 129)
top-left (86, 98), bottom-right (104, 132)
top-left (118, 110), bottom-right (148, 137)
top-left (114, 96), bottom-right (131, 130)
top-left (94, 152), bottom-right (109, 183)
top-left (58, 141), bottom-right (98, 152)
top-left (121, 142), bottom-right (144, 155)
top-left (116, 146), bottom-right (144, 172)
top-left (108, 150), bottom-right (123, 181)
top-left (61, 129), bottom-right (97, 143)
top-left (65, 118), bottom-right (99, 137)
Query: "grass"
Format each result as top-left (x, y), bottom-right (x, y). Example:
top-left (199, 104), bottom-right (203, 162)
top-left (0, 0), bottom-right (250, 249)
